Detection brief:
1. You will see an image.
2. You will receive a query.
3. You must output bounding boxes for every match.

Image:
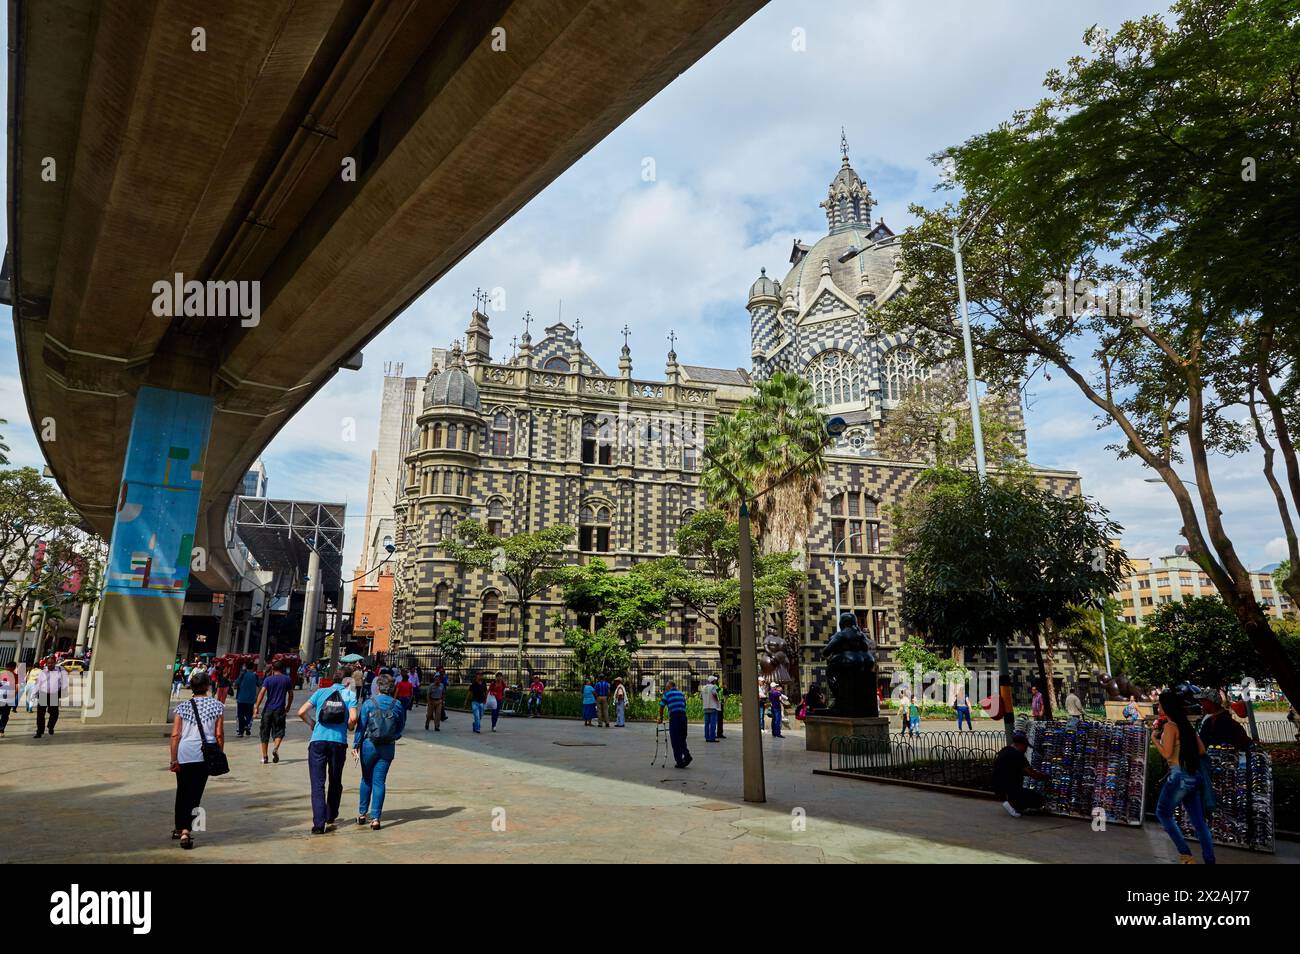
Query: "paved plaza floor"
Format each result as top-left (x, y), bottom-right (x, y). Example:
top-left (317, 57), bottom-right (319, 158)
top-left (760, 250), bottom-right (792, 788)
top-left (0, 706), bottom-right (1294, 864)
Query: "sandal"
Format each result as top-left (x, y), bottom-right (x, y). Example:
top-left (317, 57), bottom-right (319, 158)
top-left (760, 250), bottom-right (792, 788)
top-left (180, 832), bottom-right (194, 850)
top-left (171, 829), bottom-right (183, 840)
top-left (356, 814), bottom-right (369, 826)
top-left (370, 819), bottom-right (382, 830)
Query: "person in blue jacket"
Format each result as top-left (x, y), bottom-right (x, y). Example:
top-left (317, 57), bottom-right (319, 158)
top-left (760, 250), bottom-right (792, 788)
top-left (352, 672), bottom-right (407, 830)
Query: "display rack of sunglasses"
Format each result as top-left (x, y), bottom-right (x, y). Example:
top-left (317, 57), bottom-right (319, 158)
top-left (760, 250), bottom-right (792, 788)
top-left (1025, 720), bottom-right (1149, 827)
top-left (1175, 746), bottom-right (1275, 853)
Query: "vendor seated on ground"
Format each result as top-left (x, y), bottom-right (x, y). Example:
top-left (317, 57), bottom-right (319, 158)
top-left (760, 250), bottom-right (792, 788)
top-left (992, 731), bottom-right (1050, 818)
top-left (1195, 687), bottom-right (1252, 750)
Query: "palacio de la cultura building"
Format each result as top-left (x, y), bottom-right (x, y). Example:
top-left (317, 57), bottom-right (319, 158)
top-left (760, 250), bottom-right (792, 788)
top-left (388, 142), bottom-right (1087, 699)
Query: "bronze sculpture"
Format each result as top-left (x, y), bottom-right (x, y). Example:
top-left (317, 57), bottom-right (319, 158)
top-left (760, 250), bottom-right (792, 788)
top-left (821, 611), bottom-right (879, 718)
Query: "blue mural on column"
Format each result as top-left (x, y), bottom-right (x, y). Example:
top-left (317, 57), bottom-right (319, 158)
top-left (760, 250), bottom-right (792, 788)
top-left (105, 387), bottom-right (214, 599)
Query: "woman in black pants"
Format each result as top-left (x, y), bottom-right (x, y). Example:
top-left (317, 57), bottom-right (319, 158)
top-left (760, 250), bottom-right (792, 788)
top-left (169, 670), bottom-right (225, 849)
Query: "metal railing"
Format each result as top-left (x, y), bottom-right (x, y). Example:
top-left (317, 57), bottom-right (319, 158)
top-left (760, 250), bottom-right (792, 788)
top-left (1254, 718), bottom-right (1300, 745)
top-left (829, 730), bottom-right (1004, 788)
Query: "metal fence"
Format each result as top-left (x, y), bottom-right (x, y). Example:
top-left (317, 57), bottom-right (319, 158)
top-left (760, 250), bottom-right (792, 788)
top-left (1255, 718), bottom-right (1300, 745)
top-left (373, 648), bottom-right (729, 697)
top-left (829, 730), bottom-right (1005, 788)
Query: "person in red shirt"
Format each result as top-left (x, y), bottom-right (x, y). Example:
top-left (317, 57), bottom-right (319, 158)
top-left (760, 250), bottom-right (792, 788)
top-left (528, 677), bottom-right (544, 717)
top-left (394, 671), bottom-right (415, 712)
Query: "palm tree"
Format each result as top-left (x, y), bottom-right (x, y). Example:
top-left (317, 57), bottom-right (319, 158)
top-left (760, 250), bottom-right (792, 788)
top-left (702, 372), bottom-right (828, 691)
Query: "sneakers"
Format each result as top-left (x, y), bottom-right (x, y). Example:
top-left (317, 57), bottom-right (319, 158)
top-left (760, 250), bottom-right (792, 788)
top-left (1179, 854), bottom-right (1197, 864)
top-left (1002, 801), bottom-right (1022, 818)
top-left (261, 756), bottom-right (269, 764)
top-left (311, 826), bottom-right (326, 835)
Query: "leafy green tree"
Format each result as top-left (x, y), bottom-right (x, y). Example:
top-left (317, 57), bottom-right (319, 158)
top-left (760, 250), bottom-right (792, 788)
top-left (875, 372), bottom-right (1026, 473)
top-left (0, 467), bottom-right (84, 630)
top-left (1123, 596), bottom-right (1270, 692)
top-left (631, 509), bottom-right (804, 636)
top-left (892, 634), bottom-right (968, 704)
top-left (549, 561), bottom-right (675, 681)
top-left (879, 0), bottom-right (1300, 704)
top-left (895, 468), bottom-right (1128, 720)
top-left (437, 619), bottom-right (466, 671)
top-left (562, 627), bottom-right (634, 683)
top-left (443, 519), bottom-right (574, 671)
top-left (702, 372), bottom-right (828, 690)
top-left (0, 419), bottom-right (10, 466)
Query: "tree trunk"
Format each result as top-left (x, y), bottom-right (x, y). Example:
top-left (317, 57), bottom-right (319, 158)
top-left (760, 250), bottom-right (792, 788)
top-left (784, 587), bottom-right (801, 699)
top-left (1043, 640), bottom-right (1059, 714)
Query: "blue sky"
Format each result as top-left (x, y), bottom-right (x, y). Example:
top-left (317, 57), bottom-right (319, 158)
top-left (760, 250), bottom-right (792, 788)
top-left (2, 0), bottom-right (1289, 587)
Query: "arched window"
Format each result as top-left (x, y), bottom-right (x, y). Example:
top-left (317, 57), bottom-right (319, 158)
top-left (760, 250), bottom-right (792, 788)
top-left (435, 582), bottom-right (450, 607)
top-left (480, 590), bottom-right (500, 642)
top-left (447, 424), bottom-right (457, 448)
top-left (432, 423), bottom-right (443, 448)
top-left (807, 350), bottom-right (861, 407)
top-left (439, 512), bottom-right (454, 540)
top-left (491, 412), bottom-right (509, 456)
top-left (829, 490), bottom-right (881, 555)
top-left (581, 416), bottom-right (612, 465)
top-left (579, 504), bottom-right (611, 553)
top-left (487, 498), bottom-right (505, 538)
top-left (543, 356), bottom-right (570, 372)
top-left (882, 347), bottom-right (926, 403)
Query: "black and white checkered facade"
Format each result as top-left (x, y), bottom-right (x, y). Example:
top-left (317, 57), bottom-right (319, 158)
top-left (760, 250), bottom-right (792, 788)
top-left (390, 143), bottom-right (1086, 695)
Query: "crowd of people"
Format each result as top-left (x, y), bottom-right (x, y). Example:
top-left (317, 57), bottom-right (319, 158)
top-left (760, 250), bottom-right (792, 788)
top-left (0, 656), bottom-right (69, 738)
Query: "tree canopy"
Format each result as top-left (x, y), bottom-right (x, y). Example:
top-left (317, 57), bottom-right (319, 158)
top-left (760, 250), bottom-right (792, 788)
top-left (895, 468), bottom-right (1128, 653)
top-left (878, 0), bottom-right (1300, 703)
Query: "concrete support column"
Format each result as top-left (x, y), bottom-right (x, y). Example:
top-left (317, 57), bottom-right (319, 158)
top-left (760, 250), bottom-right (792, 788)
top-left (215, 592), bottom-right (236, 655)
top-left (74, 601), bottom-right (92, 653)
top-left (299, 548), bottom-right (321, 661)
top-left (85, 387), bottom-right (214, 724)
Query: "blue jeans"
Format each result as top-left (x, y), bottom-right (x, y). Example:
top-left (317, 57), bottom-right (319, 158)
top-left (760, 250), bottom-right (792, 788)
top-left (490, 702), bottom-right (500, 729)
top-left (771, 705), bottom-right (782, 737)
top-left (758, 699), bottom-right (765, 731)
top-left (358, 740), bottom-right (395, 821)
top-left (615, 700), bottom-right (625, 726)
top-left (472, 701), bottom-right (484, 732)
top-left (1155, 767), bottom-right (1216, 864)
top-left (955, 706), bottom-right (972, 730)
top-left (703, 710), bottom-right (717, 741)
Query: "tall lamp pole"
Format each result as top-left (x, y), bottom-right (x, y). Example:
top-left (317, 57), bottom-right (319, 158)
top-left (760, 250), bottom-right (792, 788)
top-left (704, 415), bottom-right (847, 804)
top-left (857, 221), bottom-right (1007, 737)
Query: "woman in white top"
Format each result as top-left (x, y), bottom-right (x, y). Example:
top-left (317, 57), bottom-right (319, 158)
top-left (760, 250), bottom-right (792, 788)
top-left (170, 670), bottom-right (225, 849)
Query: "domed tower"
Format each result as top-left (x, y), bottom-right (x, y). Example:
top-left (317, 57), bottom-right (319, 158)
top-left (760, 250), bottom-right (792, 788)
top-left (396, 343), bottom-right (484, 644)
top-left (747, 267), bottom-right (781, 378)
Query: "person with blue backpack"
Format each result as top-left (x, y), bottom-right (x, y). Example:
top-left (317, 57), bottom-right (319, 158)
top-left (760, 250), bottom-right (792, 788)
top-left (352, 672), bottom-right (407, 830)
top-left (298, 674), bottom-right (358, 834)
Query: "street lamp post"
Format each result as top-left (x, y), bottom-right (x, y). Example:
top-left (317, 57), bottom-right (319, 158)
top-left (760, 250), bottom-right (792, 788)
top-left (703, 416), bottom-right (847, 804)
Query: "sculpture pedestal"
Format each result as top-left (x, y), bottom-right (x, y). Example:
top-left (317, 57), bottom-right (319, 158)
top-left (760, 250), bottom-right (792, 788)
top-left (805, 714), bottom-right (889, 752)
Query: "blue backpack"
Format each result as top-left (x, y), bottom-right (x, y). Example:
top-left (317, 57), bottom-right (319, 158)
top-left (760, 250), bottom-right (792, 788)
top-left (367, 697), bottom-right (401, 743)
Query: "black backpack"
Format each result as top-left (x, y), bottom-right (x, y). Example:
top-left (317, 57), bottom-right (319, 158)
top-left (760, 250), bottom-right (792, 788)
top-left (318, 688), bottom-right (348, 726)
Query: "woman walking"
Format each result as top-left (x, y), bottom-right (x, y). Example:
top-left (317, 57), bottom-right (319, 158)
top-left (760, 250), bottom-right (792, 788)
top-left (613, 677), bottom-right (628, 727)
top-left (488, 672), bottom-right (506, 731)
top-left (169, 670), bottom-right (224, 850)
top-left (1153, 688), bottom-right (1215, 864)
top-left (353, 672), bottom-right (406, 830)
top-left (581, 678), bottom-right (598, 726)
top-left (215, 664), bottom-right (232, 705)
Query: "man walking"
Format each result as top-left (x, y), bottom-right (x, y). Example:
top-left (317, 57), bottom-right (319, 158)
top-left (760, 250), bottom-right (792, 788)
top-left (1063, 686), bottom-right (1085, 723)
top-left (255, 658), bottom-right (294, 764)
top-left (425, 674), bottom-right (445, 731)
top-left (701, 675), bottom-right (721, 742)
top-left (233, 661), bottom-right (260, 736)
top-left (594, 673), bottom-right (611, 727)
top-left (297, 676), bottom-right (359, 834)
top-left (34, 659), bottom-right (67, 738)
top-left (468, 672), bottom-right (487, 734)
top-left (658, 679), bottom-right (692, 769)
